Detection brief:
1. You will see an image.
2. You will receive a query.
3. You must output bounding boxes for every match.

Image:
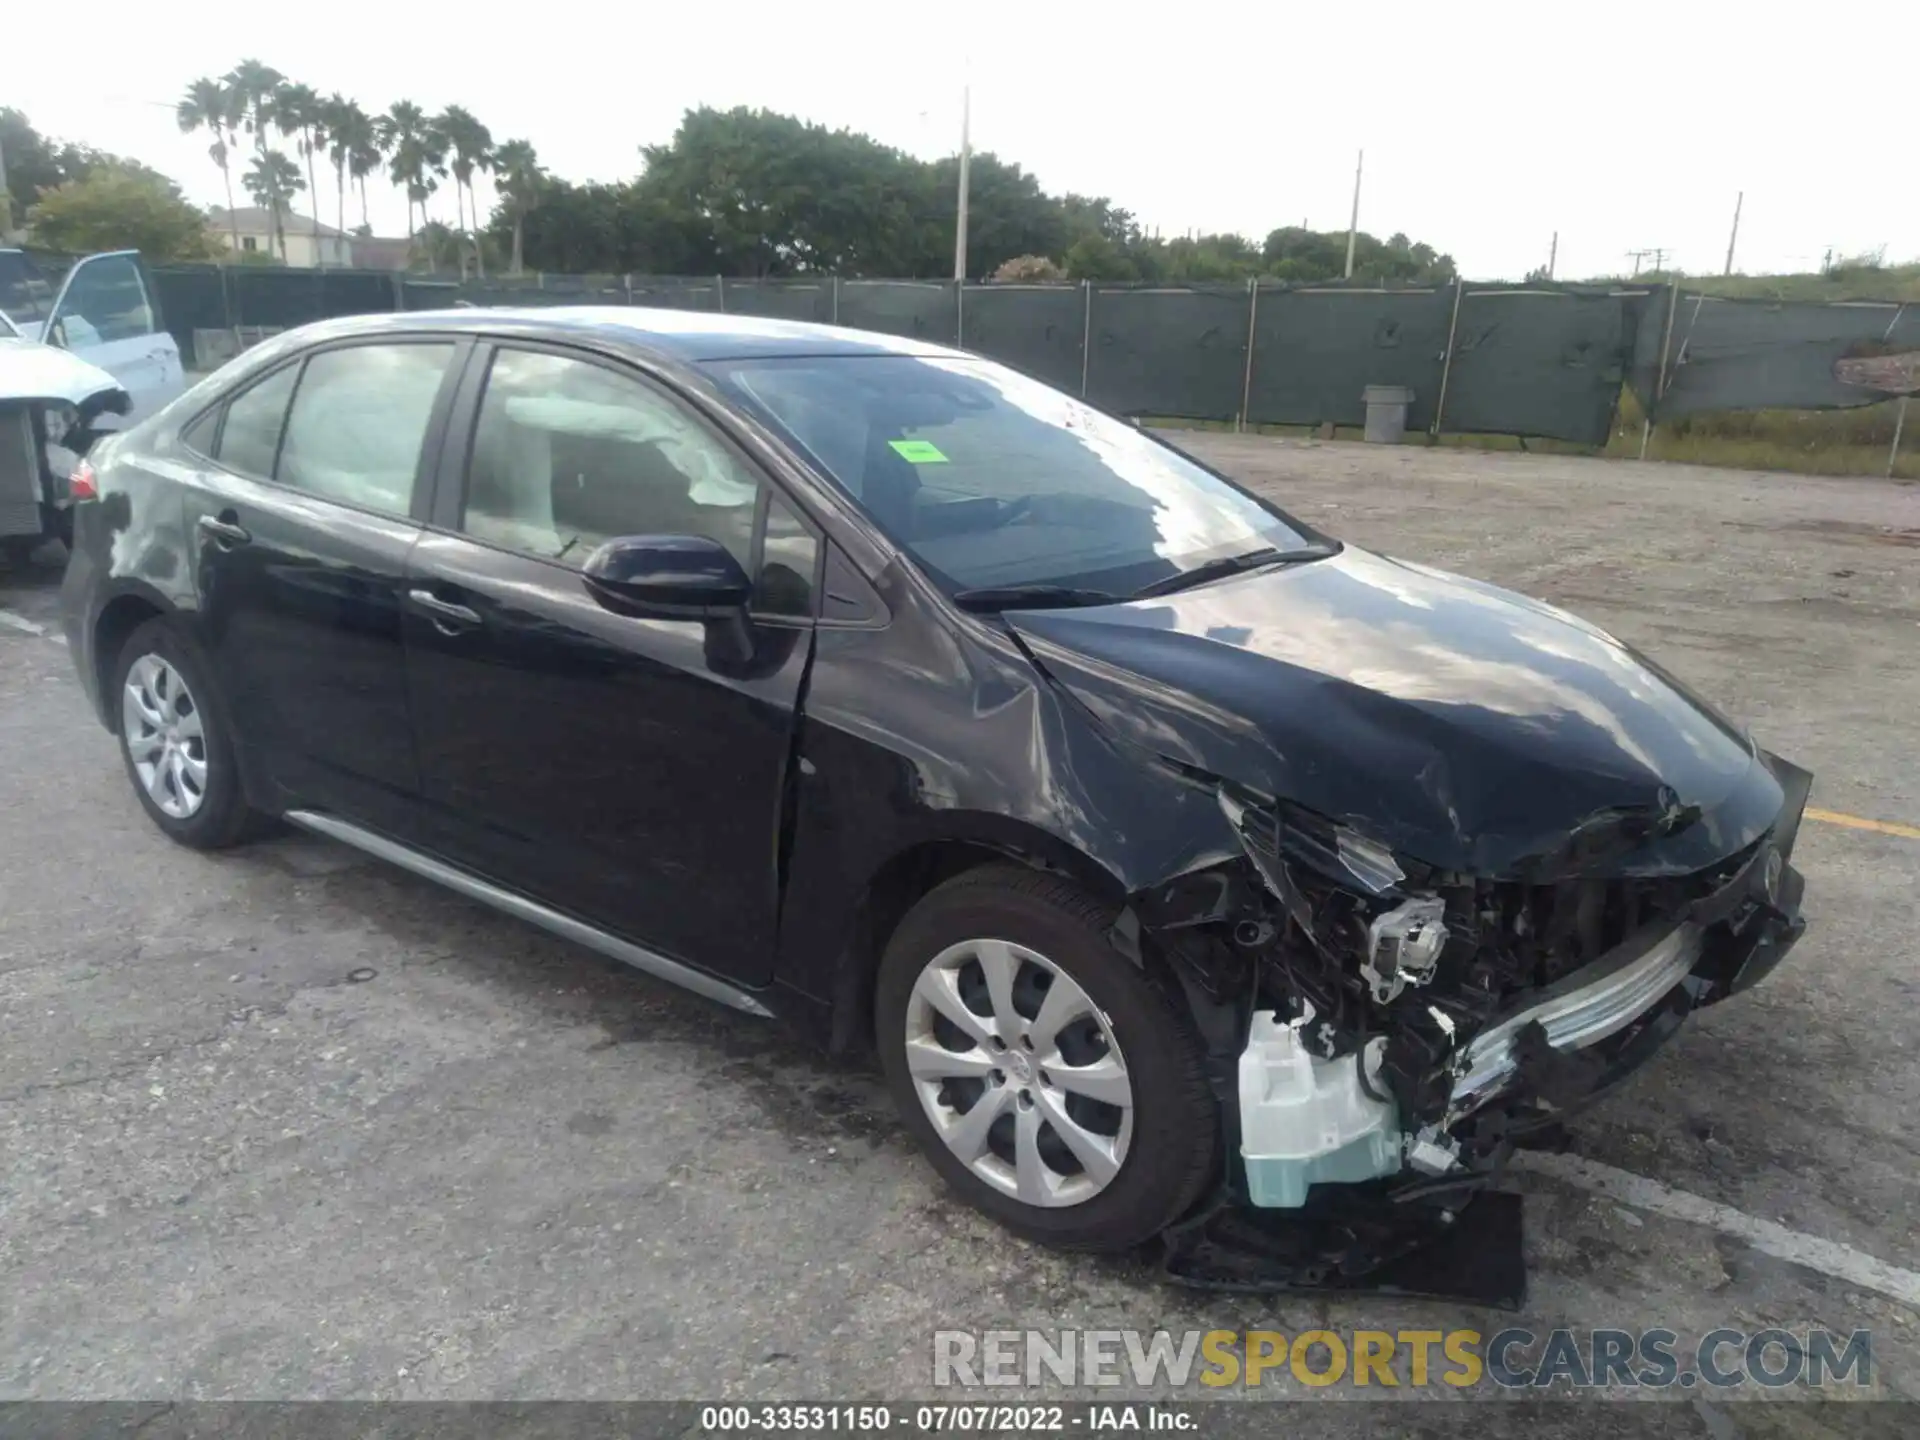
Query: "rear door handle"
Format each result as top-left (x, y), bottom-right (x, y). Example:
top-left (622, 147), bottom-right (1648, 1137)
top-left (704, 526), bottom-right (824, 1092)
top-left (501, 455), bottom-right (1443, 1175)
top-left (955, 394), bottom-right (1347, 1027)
top-left (407, 588), bottom-right (483, 633)
top-left (197, 515), bottom-right (250, 547)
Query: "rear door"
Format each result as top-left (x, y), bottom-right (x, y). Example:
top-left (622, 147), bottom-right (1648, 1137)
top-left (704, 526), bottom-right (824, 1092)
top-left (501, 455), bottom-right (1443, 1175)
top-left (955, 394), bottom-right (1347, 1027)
top-left (402, 341), bottom-right (820, 983)
top-left (42, 252), bottom-right (185, 422)
top-left (182, 337), bottom-right (466, 836)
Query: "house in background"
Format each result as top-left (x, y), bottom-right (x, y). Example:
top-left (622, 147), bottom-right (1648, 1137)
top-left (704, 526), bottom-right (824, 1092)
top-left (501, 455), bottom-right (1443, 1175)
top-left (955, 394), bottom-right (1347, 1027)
top-left (206, 207), bottom-right (353, 268)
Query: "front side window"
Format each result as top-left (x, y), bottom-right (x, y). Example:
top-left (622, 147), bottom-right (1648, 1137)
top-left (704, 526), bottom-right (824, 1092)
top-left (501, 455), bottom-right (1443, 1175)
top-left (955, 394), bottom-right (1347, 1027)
top-left (462, 348), bottom-right (766, 570)
top-left (708, 355), bottom-right (1321, 598)
top-left (277, 343), bottom-right (454, 515)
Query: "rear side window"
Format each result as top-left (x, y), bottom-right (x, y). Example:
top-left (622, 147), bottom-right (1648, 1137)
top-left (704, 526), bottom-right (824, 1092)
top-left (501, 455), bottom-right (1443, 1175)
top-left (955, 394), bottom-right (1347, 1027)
top-left (214, 363), bottom-right (300, 478)
top-left (277, 344), bottom-right (454, 515)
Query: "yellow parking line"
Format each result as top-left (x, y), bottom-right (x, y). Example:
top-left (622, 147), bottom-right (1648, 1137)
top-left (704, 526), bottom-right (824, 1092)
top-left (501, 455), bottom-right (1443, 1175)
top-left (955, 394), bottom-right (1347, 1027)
top-left (1806, 807), bottom-right (1920, 841)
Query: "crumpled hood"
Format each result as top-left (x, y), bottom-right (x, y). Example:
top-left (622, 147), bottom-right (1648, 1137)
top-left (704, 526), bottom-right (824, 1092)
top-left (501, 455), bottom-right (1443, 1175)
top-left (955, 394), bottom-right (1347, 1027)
top-left (1007, 545), bottom-right (1785, 878)
top-left (0, 338), bottom-right (130, 418)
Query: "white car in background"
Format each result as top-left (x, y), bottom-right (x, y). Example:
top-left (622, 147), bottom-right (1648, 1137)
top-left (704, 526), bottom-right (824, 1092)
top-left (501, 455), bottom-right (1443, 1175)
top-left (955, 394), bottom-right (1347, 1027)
top-left (1, 249), bottom-right (187, 558)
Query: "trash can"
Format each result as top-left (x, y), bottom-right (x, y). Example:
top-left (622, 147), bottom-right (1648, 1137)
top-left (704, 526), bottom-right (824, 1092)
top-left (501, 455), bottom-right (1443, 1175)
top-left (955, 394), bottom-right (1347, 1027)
top-left (1361, 385), bottom-right (1414, 444)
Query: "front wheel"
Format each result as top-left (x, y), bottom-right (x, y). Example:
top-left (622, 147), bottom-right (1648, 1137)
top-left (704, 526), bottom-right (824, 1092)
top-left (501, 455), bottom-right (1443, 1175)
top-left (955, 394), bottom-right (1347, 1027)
top-left (875, 865), bottom-right (1220, 1251)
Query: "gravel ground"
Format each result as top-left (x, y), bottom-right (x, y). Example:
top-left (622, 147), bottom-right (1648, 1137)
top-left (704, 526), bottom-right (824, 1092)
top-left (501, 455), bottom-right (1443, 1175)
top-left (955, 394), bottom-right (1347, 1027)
top-left (2, 438), bottom-right (1917, 1422)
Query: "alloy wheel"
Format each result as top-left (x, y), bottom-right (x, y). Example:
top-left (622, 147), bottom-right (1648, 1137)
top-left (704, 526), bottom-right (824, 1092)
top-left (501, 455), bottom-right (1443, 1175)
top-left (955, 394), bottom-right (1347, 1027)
top-left (122, 654), bottom-right (208, 820)
top-left (903, 938), bottom-right (1135, 1208)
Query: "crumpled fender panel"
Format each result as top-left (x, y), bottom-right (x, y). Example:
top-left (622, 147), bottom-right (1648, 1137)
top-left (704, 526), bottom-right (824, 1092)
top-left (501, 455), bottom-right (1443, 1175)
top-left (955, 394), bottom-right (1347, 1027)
top-left (0, 339), bottom-right (131, 425)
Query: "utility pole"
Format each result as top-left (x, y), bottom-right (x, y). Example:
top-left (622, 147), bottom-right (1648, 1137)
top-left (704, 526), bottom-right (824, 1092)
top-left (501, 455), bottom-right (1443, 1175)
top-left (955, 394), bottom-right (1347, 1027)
top-left (1627, 247), bottom-right (1669, 277)
top-left (952, 81), bottom-right (972, 282)
top-left (1343, 149), bottom-right (1364, 279)
top-left (0, 132), bottom-right (12, 240)
top-left (1547, 231), bottom-right (1558, 280)
top-left (1723, 191), bottom-right (1743, 276)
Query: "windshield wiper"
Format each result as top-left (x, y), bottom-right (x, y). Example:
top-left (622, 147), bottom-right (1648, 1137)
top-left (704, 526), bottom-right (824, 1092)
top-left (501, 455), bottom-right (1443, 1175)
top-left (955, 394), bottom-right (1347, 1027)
top-left (1129, 544), bottom-right (1335, 600)
top-left (952, 584), bottom-right (1128, 613)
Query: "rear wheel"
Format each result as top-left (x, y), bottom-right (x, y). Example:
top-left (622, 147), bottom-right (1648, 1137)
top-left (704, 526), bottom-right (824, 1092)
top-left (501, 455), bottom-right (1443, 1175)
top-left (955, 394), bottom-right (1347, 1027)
top-left (113, 618), bottom-right (264, 849)
top-left (875, 865), bottom-right (1219, 1251)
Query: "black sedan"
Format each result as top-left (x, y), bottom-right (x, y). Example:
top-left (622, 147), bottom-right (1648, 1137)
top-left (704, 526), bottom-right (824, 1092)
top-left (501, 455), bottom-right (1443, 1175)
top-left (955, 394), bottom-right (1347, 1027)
top-left (60, 308), bottom-right (1808, 1265)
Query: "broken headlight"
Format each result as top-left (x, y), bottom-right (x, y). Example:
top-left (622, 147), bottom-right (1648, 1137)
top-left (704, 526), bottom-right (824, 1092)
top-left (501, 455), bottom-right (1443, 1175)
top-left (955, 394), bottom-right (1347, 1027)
top-left (1218, 785), bottom-right (1450, 1006)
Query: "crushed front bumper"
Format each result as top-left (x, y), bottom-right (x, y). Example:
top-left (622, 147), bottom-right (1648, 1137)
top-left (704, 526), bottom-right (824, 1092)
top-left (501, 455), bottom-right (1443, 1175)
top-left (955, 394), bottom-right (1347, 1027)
top-left (1162, 753), bottom-right (1811, 1301)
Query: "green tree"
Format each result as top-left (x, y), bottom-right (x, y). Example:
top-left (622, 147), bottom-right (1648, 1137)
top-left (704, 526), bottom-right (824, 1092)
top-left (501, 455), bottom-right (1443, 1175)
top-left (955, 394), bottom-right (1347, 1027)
top-left (275, 82), bottom-right (328, 255)
top-left (491, 138), bottom-right (544, 276)
top-left (2, 109), bottom-right (146, 229)
top-left (223, 59), bottom-right (288, 257)
top-left (175, 78), bottom-right (242, 256)
top-left (331, 101), bottom-right (385, 235)
top-left (319, 94), bottom-right (359, 239)
top-left (379, 101), bottom-right (445, 239)
top-left (26, 163), bottom-right (217, 260)
top-left (435, 106), bottom-right (494, 278)
top-left (242, 151), bottom-right (304, 260)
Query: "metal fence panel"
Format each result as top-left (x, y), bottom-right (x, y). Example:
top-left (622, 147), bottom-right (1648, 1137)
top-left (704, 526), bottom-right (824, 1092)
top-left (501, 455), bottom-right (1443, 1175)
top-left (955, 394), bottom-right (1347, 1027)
top-left (1087, 285), bottom-right (1248, 420)
top-left (721, 280), bottom-right (834, 323)
top-left (317, 270), bottom-right (398, 321)
top-left (836, 280), bottom-right (958, 344)
top-left (1441, 288), bottom-right (1634, 445)
top-left (402, 279), bottom-right (461, 311)
top-left (960, 284), bottom-right (1085, 392)
top-left (1247, 286), bottom-right (1451, 430)
top-left (148, 266), bottom-right (230, 366)
top-left (1655, 297), bottom-right (1918, 418)
top-left (628, 277), bottom-right (722, 312)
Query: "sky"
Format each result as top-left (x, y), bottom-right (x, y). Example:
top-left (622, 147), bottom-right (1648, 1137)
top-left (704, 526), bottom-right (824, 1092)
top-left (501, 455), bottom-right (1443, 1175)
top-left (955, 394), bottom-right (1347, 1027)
top-left (12, 0), bottom-right (1916, 281)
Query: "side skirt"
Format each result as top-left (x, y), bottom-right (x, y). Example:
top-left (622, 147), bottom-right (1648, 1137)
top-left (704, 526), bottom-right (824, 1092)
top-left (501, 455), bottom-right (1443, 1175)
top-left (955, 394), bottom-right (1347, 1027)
top-left (283, 809), bottom-right (777, 1019)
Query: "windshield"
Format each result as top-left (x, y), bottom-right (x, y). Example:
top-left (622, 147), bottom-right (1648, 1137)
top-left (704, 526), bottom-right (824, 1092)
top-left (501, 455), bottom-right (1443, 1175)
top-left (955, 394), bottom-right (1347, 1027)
top-left (705, 355), bottom-right (1322, 597)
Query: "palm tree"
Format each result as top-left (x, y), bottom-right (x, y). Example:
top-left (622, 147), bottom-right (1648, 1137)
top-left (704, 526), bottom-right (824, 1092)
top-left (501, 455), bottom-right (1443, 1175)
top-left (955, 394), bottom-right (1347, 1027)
top-left (177, 78), bottom-right (241, 257)
top-left (378, 102), bottom-right (445, 241)
top-left (223, 59), bottom-right (287, 257)
top-left (320, 94), bottom-right (359, 240)
top-left (492, 139), bottom-right (544, 277)
top-left (242, 152), bottom-right (305, 262)
top-left (435, 105), bottom-right (494, 278)
top-left (341, 106), bottom-right (386, 235)
top-left (276, 83), bottom-right (328, 258)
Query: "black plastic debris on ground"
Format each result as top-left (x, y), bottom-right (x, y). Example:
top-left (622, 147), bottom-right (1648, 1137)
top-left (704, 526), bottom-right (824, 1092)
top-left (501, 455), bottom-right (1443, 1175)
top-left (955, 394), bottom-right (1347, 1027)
top-left (1161, 1186), bottom-right (1527, 1309)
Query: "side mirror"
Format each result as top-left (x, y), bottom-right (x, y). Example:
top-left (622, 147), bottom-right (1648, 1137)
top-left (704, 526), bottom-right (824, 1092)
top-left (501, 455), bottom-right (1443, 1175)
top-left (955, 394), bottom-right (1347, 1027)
top-left (581, 534), bottom-right (752, 620)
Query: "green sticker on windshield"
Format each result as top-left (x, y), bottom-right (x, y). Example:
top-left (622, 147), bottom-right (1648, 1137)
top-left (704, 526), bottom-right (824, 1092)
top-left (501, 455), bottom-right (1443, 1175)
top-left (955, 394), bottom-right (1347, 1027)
top-left (888, 438), bottom-right (949, 464)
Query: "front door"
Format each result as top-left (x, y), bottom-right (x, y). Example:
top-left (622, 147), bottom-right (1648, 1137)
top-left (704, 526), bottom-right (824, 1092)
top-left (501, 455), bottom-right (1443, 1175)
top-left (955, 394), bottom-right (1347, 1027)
top-left (42, 252), bottom-right (185, 423)
top-left (402, 342), bottom-right (820, 984)
top-left (183, 338), bottom-right (464, 835)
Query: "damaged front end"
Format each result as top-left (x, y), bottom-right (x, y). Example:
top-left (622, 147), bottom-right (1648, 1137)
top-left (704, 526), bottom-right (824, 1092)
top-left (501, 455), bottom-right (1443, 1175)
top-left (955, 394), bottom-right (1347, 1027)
top-left (0, 341), bottom-right (130, 549)
top-left (1128, 757), bottom-right (1810, 1303)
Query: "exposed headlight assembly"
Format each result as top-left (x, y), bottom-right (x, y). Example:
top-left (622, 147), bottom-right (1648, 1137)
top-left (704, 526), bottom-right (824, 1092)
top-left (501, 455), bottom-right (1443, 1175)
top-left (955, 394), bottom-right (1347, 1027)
top-left (1218, 785), bottom-right (1449, 1004)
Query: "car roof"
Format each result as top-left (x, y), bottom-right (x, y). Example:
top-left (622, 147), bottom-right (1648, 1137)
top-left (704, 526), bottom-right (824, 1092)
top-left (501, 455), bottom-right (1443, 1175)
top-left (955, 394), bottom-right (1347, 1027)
top-left (297, 305), bottom-right (970, 364)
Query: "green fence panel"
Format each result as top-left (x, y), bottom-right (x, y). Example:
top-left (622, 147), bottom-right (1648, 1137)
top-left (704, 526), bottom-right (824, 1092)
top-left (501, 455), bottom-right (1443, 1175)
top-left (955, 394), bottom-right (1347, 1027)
top-left (148, 266), bottom-right (230, 366)
top-left (721, 280), bottom-right (834, 323)
top-left (628, 277), bottom-right (723, 311)
top-left (836, 280), bottom-right (958, 344)
top-left (1246, 286), bottom-right (1451, 430)
top-left (960, 284), bottom-right (1085, 392)
top-left (1440, 287), bottom-right (1634, 445)
top-left (1087, 284), bottom-right (1248, 420)
top-left (1652, 296), bottom-right (1918, 419)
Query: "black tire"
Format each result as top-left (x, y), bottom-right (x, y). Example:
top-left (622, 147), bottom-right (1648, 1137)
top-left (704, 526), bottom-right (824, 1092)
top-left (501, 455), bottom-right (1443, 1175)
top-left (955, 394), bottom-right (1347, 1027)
top-left (875, 864), bottom-right (1219, 1251)
top-left (112, 617), bottom-right (264, 849)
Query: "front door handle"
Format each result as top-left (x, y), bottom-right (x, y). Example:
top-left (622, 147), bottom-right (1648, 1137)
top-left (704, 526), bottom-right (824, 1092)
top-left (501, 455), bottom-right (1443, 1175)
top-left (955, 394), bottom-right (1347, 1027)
top-left (197, 514), bottom-right (251, 547)
top-left (407, 588), bottom-right (483, 633)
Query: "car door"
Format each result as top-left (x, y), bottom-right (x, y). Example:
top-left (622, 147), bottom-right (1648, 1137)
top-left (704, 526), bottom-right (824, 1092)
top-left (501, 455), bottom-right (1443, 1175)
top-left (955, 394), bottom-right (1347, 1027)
top-left (182, 337), bottom-right (467, 837)
top-left (41, 252), bottom-right (185, 423)
top-left (403, 341), bottom-right (820, 985)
